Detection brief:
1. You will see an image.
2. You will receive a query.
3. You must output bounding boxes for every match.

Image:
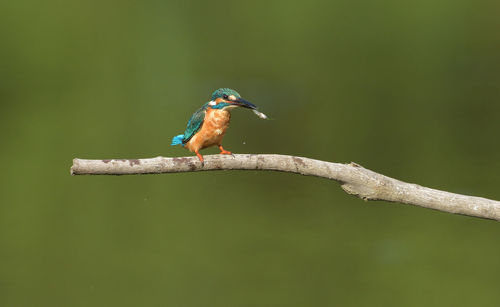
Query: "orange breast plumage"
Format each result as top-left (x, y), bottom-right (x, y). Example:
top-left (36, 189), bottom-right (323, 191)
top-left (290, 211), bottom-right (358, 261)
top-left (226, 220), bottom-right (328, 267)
top-left (184, 108), bottom-right (231, 153)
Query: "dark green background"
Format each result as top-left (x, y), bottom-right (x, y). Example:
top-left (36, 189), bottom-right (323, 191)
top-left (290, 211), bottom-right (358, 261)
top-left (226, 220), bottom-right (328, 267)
top-left (1, 0), bottom-right (499, 306)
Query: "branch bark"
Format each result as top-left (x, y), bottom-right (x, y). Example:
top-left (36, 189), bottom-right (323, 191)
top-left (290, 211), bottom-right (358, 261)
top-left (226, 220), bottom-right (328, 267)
top-left (71, 154), bottom-right (500, 221)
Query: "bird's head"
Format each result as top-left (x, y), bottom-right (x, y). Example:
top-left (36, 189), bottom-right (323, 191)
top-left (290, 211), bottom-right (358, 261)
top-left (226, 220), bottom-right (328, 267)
top-left (208, 88), bottom-right (257, 110)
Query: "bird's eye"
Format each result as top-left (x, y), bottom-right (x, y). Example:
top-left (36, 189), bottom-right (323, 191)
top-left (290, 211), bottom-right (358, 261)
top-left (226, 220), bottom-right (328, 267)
top-left (223, 94), bottom-right (228, 100)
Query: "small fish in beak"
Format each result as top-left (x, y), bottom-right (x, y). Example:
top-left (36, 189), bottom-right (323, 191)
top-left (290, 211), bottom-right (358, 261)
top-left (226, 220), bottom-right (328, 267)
top-left (229, 96), bottom-right (268, 119)
top-left (252, 109), bottom-right (268, 119)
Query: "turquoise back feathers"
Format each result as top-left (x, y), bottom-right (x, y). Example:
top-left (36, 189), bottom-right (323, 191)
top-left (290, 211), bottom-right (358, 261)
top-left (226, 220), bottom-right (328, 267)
top-left (171, 103), bottom-right (208, 146)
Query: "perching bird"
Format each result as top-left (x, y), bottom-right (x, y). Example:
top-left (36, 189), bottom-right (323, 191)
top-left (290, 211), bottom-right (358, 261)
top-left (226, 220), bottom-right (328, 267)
top-left (171, 88), bottom-right (267, 164)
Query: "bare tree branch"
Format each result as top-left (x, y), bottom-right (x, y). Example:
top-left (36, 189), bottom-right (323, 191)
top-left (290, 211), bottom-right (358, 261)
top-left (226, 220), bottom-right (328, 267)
top-left (70, 154), bottom-right (500, 221)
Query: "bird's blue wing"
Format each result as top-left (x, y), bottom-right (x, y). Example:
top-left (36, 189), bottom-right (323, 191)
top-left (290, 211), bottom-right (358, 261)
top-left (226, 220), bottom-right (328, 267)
top-left (182, 104), bottom-right (208, 143)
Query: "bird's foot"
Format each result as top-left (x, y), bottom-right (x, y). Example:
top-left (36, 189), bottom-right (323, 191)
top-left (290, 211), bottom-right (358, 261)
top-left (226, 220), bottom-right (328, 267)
top-left (195, 151), bottom-right (204, 166)
top-left (218, 145), bottom-right (232, 155)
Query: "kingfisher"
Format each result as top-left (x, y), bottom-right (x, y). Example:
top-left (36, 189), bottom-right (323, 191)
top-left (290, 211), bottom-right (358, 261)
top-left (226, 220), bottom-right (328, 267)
top-left (171, 88), bottom-right (267, 164)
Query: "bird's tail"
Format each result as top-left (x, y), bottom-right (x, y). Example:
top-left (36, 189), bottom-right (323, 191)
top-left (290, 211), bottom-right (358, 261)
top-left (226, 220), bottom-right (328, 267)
top-left (171, 134), bottom-right (184, 146)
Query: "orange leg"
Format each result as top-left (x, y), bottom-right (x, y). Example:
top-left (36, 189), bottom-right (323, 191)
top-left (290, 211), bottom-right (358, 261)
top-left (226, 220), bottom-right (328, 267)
top-left (195, 150), bottom-right (204, 165)
top-left (218, 145), bottom-right (232, 155)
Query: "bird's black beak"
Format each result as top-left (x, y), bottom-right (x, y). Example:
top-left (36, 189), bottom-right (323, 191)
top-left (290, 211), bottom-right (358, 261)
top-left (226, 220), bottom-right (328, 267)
top-left (232, 97), bottom-right (257, 109)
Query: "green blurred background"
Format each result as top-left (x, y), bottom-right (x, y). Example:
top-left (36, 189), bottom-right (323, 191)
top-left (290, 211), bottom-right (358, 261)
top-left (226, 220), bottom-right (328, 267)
top-left (1, 0), bottom-right (499, 306)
